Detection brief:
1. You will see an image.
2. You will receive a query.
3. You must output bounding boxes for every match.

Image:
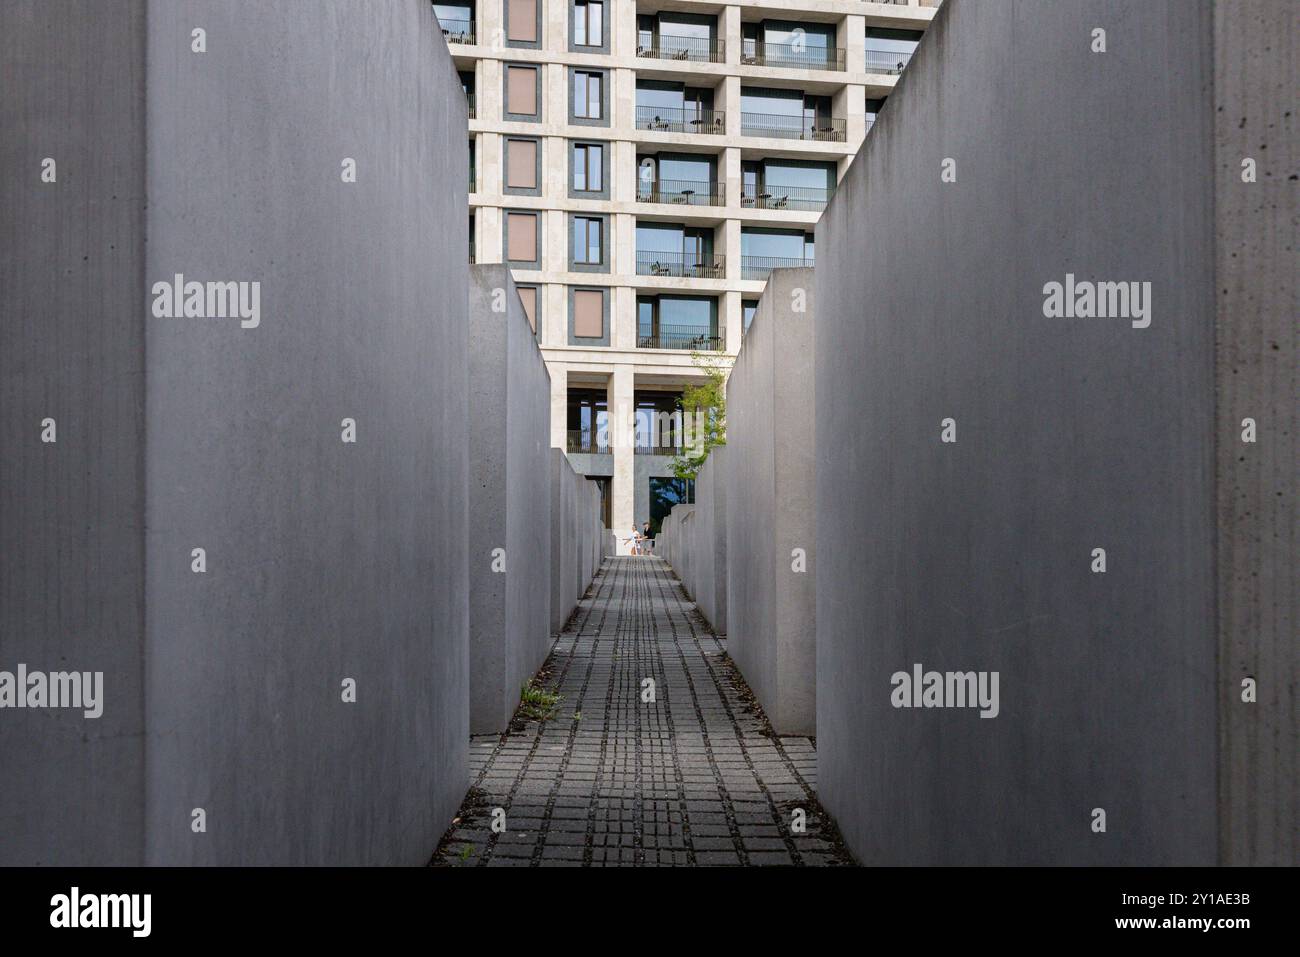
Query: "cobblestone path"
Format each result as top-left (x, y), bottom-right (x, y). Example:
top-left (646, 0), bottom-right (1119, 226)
top-left (433, 556), bottom-right (852, 867)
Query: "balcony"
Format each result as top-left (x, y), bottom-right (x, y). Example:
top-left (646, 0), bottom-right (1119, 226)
top-left (741, 254), bottom-right (813, 281)
top-left (438, 18), bottom-right (475, 44)
top-left (638, 324), bottom-right (723, 351)
top-left (468, 239), bottom-right (476, 264)
top-left (469, 166), bottom-right (476, 192)
top-left (637, 250), bottom-right (725, 280)
top-left (741, 40), bottom-right (846, 72)
top-left (740, 184), bottom-right (836, 212)
top-left (466, 92), bottom-right (476, 119)
top-left (637, 35), bottom-right (725, 64)
top-left (637, 178), bottom-right (725, 207)
top-left (740, 113), bottom-right (846, 142)
top-left (636, 106), bottom-right (725, 135)
top-left (865, 49), bottom-right (913, 75)
top-left (567, 431), bottom-right (611, 454)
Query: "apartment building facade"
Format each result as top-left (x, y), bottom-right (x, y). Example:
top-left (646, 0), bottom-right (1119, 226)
top-left (438, 0), bottom-right (936, 548)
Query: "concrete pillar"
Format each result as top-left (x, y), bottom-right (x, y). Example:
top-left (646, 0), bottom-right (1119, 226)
top-left (468, 266), bottom-right (553, 735)
top-left (480, 0), bottom-right (503, 49)
top-left (723, 5), bottom-right (741, 65)
top-left (549, 363), bottom-right (568, 449)
top-left (722, 74), bottom-right (741, 140)
top-left (543, 1), bottom-right (566, 50)
top-left (725, 269), bottom-right (816, 736)
top-left (480, 58), bottom-right (503, 123)
top-left (0, 0), bottom-right (470, 865)
top-left (814, 0), bottom-right (1293, 866)
top-left (610, 365), bottom-right (635, 552)
top-left (481, 131), bottom-right (502, 204)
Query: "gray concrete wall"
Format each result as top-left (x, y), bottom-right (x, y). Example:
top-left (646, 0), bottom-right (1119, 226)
top-left (691, 459), bottom-right (717, 629)
top-left (1212, 0), bottom-right (1297, 866)
top-left (815, 0), bottom-right (1231, 865)
top-left (661, 505), bottom-right (694, 585)
top-left (660, 450), bottom-right (729, 636)
top-left (0, 0), bottom-right (149, 866)
top-left (706, 448), bottom-right (728, 636)
top-left (550, 448), bottom-right (602, 635)
top-left (725, 269), bottom-right (816, 736)
top-left (1, 0), bottom-right (470, 865)
top-left (469, 266), bottom-right (553, 734)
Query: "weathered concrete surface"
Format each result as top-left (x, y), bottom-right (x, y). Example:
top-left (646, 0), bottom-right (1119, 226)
top-left (725, 269), bottom-right (816, 736)
top-left (660, 273), bottom-right (814, 733)
top-left (0, 0), bottom-right (470, 865)
top-left (0, 0), bottom-right (149, 866)
top-left (659, 451), bottom-right (729, 636)
top-left (661, 504), bottom-right (695, 590)
top-left (816, 0), bottom-right (1293, 866)
top-left (469, 266), bottom-right (552, 734)
top-left (550, 448), bottom-right (602, 635)
top-left (1212, 0), bottom-right (1297, 867)
top-left (691, 450), bottom-right (726, 636)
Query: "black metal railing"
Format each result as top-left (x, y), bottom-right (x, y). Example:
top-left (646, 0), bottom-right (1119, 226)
top-left (638, 324), bottom-right (723, 351)
top-left (636, 179), bottom-right (725, 207)
top-left (865, 113), bottom-right (878, 133)
top-left (864, 48), bottom-right (913, 75)
top-left (636, 106), bottom-right (725, 134)
top-left (567, 431), bottom-right (611, 454)
top-left (437, 18), bottom-right (475, 44)
top-left (468, 239), bottom-right (476, 264)
top-left (741, 40), bottom-right (846, 71)
top-left (636, 250), bottom-right (725, 279)
top-left (466, 92), bottom-right (476, 118)
top-left (740, 112), bottom-right (846, 142)
top-left (634, 443), bottom-right (685, 456)
top-left (740, 184), bottom-right (836, 212)
top-left (469, 166), bottom-right (476, 191)
top-left (636, 35), bottom-right (725, 64)
top-left (741, 254), bottom-right (813, 281)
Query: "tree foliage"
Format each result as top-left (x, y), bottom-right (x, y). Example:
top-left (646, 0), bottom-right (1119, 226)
top-left (670, 351), bottom-right (728, 484)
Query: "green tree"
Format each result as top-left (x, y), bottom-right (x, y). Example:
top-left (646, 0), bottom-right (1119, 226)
top-left (670, 350), bottom-right (727, 484)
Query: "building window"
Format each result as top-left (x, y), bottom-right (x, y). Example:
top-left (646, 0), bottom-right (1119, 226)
top-left (517, 286), bottom-right (538, 333)
top-left (574, 71), bottom-right (603, 119)
top-left (506, 211), bottom-right (539, 263)
top-left (742, 300), bottom-right (758, 333)
top-left (573, 216), bottom-right (604, 265)
top-left (506, 65), bottom-right (538, 117)
top-left (506, 0), bottom-right (537, 43)
top-left (574, 0), bottom-right (603, 47)
top-left (573, 289), bottom-right (604, 338)
top-left (434, 3), bottom-right (474, 41)
top-left (637, 295), bottom-right (719, 349)
top-left (505, 138), bottom-right (537, 190)
top-left (567, 388), bottom-right (610, 454)
top-left (573, 143), bottom-right (603, 191)
top-left (864, 27), bottom-right (922, 75)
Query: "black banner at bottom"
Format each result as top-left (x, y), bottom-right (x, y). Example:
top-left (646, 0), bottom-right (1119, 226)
top-left (0, 866), bottom-right (1288, 943)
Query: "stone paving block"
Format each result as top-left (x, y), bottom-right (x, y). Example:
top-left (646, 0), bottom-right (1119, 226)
top-left (435, 558), bottom-right (853, 868)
